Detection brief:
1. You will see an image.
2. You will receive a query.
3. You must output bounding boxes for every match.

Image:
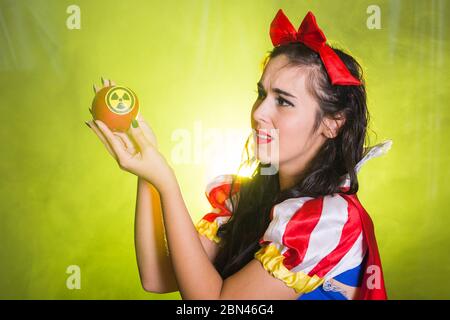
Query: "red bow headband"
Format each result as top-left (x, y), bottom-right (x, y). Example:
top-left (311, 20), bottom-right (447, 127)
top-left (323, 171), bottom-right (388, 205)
top-left (270, 9), bottom-right (361, 86)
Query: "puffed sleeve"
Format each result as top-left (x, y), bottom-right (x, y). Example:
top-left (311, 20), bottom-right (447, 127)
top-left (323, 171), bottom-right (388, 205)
top-left (254, 194), bottom-right (367, 294)
top-left (195, 174), bottom-right (240, 244)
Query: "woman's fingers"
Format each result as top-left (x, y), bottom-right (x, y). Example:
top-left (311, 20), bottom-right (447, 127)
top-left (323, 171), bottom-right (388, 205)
top-left (86, 120), bottom-right (117, 160)
top-left (101, 77), bottom-right (110, 87)
top-left (94, 77), bottom-right (115, 93)
top-left (134, 114), bottom-right (158, 148)
top-left (141, 125), bottom-right (157, 148)
top-left (94, 120), bottom-right (131, 163)
top-left (112, 132), bottom-right (127, 150)
top-left (113, 131), bottom-right (137, 155)
top-left (127, 121), bottom-right (151, 152)
top-left (86, 120), bottom-right (117, 159)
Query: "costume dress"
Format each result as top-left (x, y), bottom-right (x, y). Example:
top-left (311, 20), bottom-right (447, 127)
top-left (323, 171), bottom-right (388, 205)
top-left (195, 140), bottom-right (392, 300)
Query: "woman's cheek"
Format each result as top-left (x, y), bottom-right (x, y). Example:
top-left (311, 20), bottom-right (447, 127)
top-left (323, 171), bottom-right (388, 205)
top-left (281, 129), bottom-right (305, 162)
top-left (279, 136), bottom-right (294, 163)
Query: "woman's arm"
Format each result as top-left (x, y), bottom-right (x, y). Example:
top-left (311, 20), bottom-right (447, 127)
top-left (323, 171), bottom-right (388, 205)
top-left (134, 176), bottom-right (178, 293)
top-left (155, 170), bottom-right (300, 300)
top-left (134, 177), bottom-right (220, 293)
top-left (158, 173), bottom-right (224, 299)
top-left (92, 118), bottom-right (299, 299)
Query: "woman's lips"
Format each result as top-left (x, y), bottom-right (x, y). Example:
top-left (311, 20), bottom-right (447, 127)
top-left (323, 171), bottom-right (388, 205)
top-left (256, 130), bottom-right (273, 144)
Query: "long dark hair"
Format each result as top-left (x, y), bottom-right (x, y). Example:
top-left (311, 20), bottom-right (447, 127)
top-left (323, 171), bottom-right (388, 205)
top-left (213, 42), bottom-right (373, 279)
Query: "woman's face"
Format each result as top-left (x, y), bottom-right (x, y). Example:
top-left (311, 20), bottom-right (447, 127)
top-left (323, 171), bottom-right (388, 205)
top-left (251, 54), bottom-right (333, 177)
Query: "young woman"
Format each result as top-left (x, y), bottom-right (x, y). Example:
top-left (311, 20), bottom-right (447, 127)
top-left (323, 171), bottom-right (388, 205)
top-left (86, 9), bottom-right (390, 300)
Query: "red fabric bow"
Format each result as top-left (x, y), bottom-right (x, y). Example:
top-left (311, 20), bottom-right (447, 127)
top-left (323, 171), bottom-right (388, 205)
top-left (270, 9), bottom-right (361, 86)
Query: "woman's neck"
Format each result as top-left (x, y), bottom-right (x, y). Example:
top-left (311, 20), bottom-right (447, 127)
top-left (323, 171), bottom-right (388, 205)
top-left (278, 168), bottom-right (306, 191)
top-left (278, 136), bottom-right (326, 191)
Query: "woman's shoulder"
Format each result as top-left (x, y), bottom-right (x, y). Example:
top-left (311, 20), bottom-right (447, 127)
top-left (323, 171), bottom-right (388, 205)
top-left (205, 174), bottom-right (239, 196)
top-left (204, 174), bottom-right (240, 211)
top-left (195, 174), bottom-right (240, 243)
top-left (256, 192), bottom-right (368, 295)
top-left (263, 192), bottom-right (365, 245)
top-left (269, 192), bottom-right (363, 221)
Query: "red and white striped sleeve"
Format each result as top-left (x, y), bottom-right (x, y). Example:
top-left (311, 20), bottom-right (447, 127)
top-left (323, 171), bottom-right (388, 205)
top-left (195, 174), bottom-right (240, 243)
top-left (254, 193), bottom-right (367, 294)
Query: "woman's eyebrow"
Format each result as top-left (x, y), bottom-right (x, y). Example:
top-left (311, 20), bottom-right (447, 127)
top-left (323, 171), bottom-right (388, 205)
top-left (257, 81), bottom-right (297, 99)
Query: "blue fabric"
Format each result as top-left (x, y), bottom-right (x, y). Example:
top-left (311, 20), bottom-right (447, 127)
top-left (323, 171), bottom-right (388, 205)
top-left (297, 258), bottom-right (366, 300)
top-left (298, 285), bottom-right (349, 300)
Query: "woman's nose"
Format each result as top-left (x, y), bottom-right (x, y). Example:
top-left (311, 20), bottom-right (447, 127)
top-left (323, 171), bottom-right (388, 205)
top-left (252, 101), bottom-right (270, 127)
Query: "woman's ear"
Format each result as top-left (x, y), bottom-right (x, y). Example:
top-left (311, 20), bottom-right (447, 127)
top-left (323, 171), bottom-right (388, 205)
top-left (322, 112), bottom-right (346, 138)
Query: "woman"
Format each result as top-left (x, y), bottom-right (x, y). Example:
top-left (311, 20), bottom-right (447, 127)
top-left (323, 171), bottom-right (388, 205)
top-left (86, 10), bottom-right (390, 300)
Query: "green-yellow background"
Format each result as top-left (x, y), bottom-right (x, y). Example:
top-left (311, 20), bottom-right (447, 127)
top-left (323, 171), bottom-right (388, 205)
top-left (0, 0), bottom-right (448, 299)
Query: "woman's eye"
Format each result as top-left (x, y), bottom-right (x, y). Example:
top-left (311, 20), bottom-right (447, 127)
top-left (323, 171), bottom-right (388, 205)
top-left (254, 89), bottom-right (293, 107)
top-left (276, 97), bottom-right (293, 107)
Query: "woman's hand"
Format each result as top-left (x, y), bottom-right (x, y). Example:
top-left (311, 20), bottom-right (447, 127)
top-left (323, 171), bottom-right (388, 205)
top-left (86, 79), bottom-right (173, 191)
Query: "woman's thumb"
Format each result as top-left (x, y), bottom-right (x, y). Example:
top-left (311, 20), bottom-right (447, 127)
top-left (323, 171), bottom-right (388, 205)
top-left (128, 119), bottom-right (150, 151)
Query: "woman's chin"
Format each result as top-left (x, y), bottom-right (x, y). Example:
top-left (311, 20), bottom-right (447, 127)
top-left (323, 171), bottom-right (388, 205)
top-left (256, 145), bottom-right (279, 165)
top-left (255, 153), bottom-right (273, 165)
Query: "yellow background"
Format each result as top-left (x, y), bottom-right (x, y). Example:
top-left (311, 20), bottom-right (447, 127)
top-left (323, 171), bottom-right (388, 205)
top-left (0, 0), bottom-right (449, 299)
